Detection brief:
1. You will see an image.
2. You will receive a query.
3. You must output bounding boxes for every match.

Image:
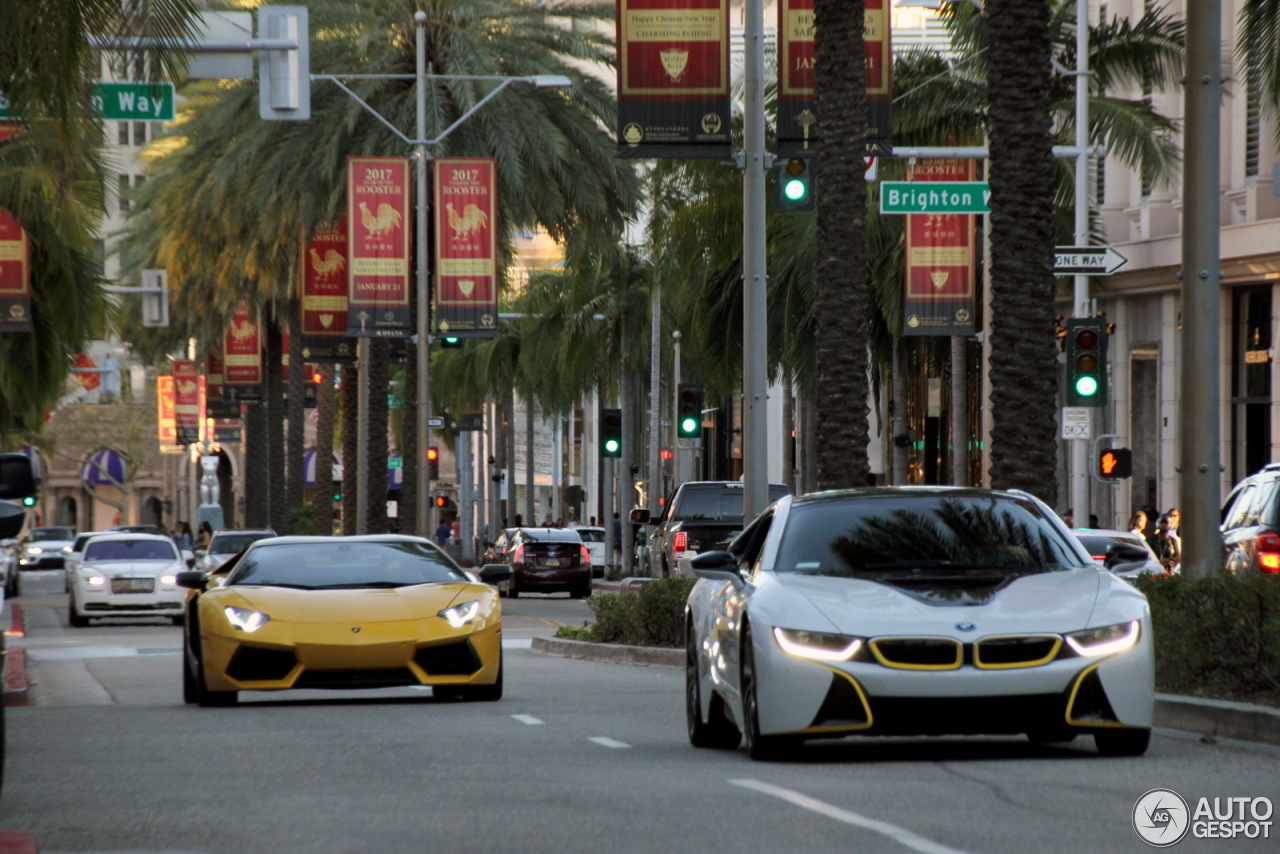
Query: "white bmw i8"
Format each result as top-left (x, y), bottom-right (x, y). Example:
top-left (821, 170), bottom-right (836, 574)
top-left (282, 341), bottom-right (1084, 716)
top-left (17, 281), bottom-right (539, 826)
top-left (684, 487), bottom-right (1154, 760)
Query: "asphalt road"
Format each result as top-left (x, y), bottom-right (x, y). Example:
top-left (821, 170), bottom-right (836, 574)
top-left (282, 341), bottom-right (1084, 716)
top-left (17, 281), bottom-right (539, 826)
top-left (4, 569), bottom-right (1280, 853)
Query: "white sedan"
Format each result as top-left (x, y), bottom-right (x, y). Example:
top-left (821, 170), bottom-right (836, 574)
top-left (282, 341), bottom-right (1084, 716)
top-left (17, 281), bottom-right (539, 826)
top-left (68, 533), bottom-right (187, 627)
top-left (685, 487), bottom-right (1154, 760)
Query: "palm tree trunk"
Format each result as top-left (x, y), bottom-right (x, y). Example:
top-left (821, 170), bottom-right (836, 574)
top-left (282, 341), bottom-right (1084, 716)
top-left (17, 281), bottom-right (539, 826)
top-left (813, 0), bottom-right (870, 490)
top-left (782, 376), bottom-right (795, 494)
top-left (400, 336), bottom-right (418, 535)
top-left (986, 0), bottom-right (1058, 500)
top-left (892, 339), bottom-right (908, 485)
top-left (525, 397), bottom-right (535, 526)
top-left (366, 339), bottom-right (390, 533)
top-left (950, 336), bottom-right (968, 485)
top-left (244, 402), bottom-right (268, 527)
top-left (620, 332), bottom-right (635, 576)
top-left (265, 318), bottom-right (286, 531)
top-left (340, 362), bottom-right (359, 535)
top-left (286, 303), bottom-right (305, 526)
top-left (312, 364), bottom-right (335, 535)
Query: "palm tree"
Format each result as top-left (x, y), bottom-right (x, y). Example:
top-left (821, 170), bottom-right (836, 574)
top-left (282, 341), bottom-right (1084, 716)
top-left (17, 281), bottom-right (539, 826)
top-left (1238, 0), bottom-right (1280, 130)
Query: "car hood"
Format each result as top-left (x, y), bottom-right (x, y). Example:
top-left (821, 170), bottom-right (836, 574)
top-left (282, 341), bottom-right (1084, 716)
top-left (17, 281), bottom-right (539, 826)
top-left (770, 568), bottom-right (1102, 637)
top-left (29, 540), bottom-right (74, 551)
top-left (209, 582), bottom-right (475, 622)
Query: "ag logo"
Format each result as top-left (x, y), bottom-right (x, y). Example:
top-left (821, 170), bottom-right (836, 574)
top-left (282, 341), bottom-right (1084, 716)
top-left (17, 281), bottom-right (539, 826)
top-left (1133, 788), bottom-right (1189, 847)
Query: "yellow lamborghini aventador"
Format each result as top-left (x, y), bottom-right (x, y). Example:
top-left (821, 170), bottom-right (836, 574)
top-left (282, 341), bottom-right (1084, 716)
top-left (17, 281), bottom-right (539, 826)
top-left (176, 534), bottom-right (512, 706)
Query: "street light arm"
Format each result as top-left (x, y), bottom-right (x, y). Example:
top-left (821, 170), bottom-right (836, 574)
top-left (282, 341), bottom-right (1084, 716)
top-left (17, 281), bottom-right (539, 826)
top-left (314, 76), bottom-right (414, 146)
top-left (427, 78), bottom-right (517, 146)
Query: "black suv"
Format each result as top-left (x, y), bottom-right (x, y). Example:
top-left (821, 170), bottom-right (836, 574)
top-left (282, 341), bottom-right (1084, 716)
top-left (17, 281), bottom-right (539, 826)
top-left (1221, 464), bottom-right (1280, 575)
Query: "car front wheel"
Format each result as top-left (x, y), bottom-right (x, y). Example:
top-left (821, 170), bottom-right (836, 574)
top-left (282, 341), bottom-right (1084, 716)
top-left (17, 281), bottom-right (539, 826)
top-left (687, 626), bottom-right (740, 749)
top-left (741, 625), bottom-right (798, 761)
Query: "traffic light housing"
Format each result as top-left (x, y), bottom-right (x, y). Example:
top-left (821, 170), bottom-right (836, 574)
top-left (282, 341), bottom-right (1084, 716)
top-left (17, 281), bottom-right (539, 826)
top-left (1065, 318), bottom-right (1109, 407)
top-left (776, 157), bottom-right (815, 212)
top-left (434, 494), bottom-right (447, 508)
top-left (677, 384), bottom-right (702, 438)
top-left (426, 446), bottom-right (439, 479)
top-left (1098, 448), bottom-right (1133, 480)
top-left (332, 480), bottom-right (342, 503)
top-left (601, 408), bottom-right (622, 458)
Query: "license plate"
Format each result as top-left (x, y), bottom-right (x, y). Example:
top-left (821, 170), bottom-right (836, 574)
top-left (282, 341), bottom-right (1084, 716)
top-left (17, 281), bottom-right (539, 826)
top-left (544, 559), bottom-right (561, 567)
top-left (111, 577), bottom-right (154, 594)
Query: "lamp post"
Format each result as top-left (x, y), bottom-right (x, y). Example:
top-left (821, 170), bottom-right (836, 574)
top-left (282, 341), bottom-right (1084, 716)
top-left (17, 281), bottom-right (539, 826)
top-left (317, 15), bottom-right (570, 537)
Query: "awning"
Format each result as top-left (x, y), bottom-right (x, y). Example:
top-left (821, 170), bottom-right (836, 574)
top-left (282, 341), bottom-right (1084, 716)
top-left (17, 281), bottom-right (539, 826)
top-left (82, 448), bottom-right (125, 487)
top-left (302, 450), bottom-right (343, 488)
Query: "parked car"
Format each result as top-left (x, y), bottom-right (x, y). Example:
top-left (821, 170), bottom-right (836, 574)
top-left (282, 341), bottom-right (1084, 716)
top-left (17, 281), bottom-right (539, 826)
top-left (632, 481), bottom-right (789, 578)
top-left (1071, 529), bottom-right (1169, 579)
top-left (484, 527), bottom-right (591, 599)
top-left (62, 531), bottom-right (113, 593)
top-left (196, 528), bottom-right (277, 573)
top-left (67, 533), bottom-right (188, 627)
top-left (1221, 463), bottom-right (1280, 575)
top-left (482, 528), bottom-right (518, 565)
top-left (575, 526), bottom-right (607, 578)
top-left (685, 487), bottom-right (1154, 760)
top-left (19, 526), bottom-right (76, 570)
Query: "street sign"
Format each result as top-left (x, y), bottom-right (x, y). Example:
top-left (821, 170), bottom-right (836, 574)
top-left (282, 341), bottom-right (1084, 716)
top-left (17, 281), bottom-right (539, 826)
top-left (387, 457), bottom-right (402, 469)
top-left (1054, 246), bottom-right (1129, 276)
top-left (1061, 406), bottom-right (1093, 440)
top-left (880, 181), bottom-right (990, 215)
top-left (428, 416), bottom-right (444, 428)
top-left (91, 83), bottom-right (175, 121)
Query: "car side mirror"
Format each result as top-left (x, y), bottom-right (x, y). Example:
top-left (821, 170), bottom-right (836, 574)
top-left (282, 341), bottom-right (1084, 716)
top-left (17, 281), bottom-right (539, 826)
top-left (175, 570), bottom-right (208, 591)
top-left (479, 564), bottom-right (513, 584)
top-left (630, 508), bottom-right (651, 525)
top-left (1104, 543), bottom-right (1150, 570)
top-left (689, 550), bottom-right (743, 584)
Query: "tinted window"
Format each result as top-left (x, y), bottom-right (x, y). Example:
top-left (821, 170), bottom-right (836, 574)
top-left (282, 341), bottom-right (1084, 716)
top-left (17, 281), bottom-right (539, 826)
top-left (210, 533), bottom-right (274, 555)
top-left (677, 485), bottom-right (789, 522)
top-left (516, 529), bottom-right (581, 544)
top-left (577, 529), bottom-right (604, 543)
top-left (1074, 533), bottom-right (1154, 559)
top-left (775, 495), bottom-right (1085, 575)
top-left (1224, 484), bottom-right (1258, 530)
top-left (33, 527), bottom-right (74, 541)
top-left (85, 540), bottom-right (178, 561)
top-left (227, 541), bottom-right (465, 589)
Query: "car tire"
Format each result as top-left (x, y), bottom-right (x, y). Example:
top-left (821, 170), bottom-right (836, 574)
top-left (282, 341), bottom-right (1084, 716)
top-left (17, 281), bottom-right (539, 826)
top-left (687, 625), bottom-right (741, 749)
top-left (569, 584), bottom-right (590, 600)
top-left (508, 582), bottom-right (520, 600)
top-left (1094, 728), bottom-right (1151, 757)
top-left (448, 652), bottom-right (503, 702)
top-left (182, 640), bottom-right (198, 705)
top-left (741, 624), bottom-right (798, 761)
top-left (171, 615), bottom-right (185, 627)
top-left (191, 627), bottom-right (238, 708)
top-left (68, 603), bottom-right (89, 628)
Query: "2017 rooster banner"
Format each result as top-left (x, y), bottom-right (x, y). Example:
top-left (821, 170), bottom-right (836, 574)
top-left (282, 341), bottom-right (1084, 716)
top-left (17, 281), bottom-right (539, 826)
top-left (204, 350), bottom-right (240, 419)
top-left (0, 125), bottom-right (31, 333)
top-left (903, 159), bottom-right (977, 337)
top-left (299, 219), bottom-right (355, 361)
top-left (616, 0), bottom-right (730, 159)
top-left (223, 296), bottom-right (263, 401)
top-left (156, 375), bottom-right (182, 453)
top-left (347, 157), bottom-right (412, 337)
top-left (777, 0), bottom-right (892, 159)
top-left (172, 359), bottom-right (200, 445)
top-left (434, 157), bottom-right (499, 338)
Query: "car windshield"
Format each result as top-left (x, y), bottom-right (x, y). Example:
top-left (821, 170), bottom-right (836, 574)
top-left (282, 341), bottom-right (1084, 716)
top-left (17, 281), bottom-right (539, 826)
top-left (210, 533), bottom-right (274, 555)
top-left (85, 540), bottom-right (177, 561)
top-left (1074, 533), bottom-right (1151, 558)
top-left (32, 527), bottom-right (74, 542)
top-left (577, 529), bottom-right (604, 543)
top-left (226, 541), bottom-right (467, 589)
top-left (679, 485), bottom-right (789, 522)
top-left (774, 495), bottom-right (1085, 576)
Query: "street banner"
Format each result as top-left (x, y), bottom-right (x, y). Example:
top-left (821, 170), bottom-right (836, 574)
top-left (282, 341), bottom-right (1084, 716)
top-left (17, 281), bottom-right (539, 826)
top-left (281, 330), bottom-right (318, 406)
top-left (616, 0), bottom-right (731, 159)
top-left (777, 0), bottom-right (816, 159)
top-left (903, 158), bottom-right (977, 337)
top-left (346, 157), bottom-right (412, 337)
top-left (223, 296), bottom-right (263, 401)
top-left (434, 157), bottom-right (499, 338)
top-left (0, 125), bottom-right (31, 333)
top-left (156, 375), bottom-right (183, 453)
top-left (864, 0), bottom-right (893, 155)
top-left (172, 359), bottom-right (200, 445)
top-left (204, 350), bottom-right (239, 418)
top-left (299, 219), bottom-right (355, 362)
top-left (72, 353), bottom-right (101, 393)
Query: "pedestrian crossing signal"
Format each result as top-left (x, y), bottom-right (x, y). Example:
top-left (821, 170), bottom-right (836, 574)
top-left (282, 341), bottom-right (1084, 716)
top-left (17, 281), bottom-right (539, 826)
top-left (1098, 448), bottom-right (1132, 480)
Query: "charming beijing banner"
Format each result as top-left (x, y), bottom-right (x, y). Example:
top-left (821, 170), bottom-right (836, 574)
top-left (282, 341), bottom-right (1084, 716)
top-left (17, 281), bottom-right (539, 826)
top-left (347, 157), bottom-right (411, 337)
top-left (0, 126), bottom-right (31, 333)
top-left (172, 359), bottom-right (200, 445)
top-left (616, 0), bottom-right (730, 158)
top-left (864, 0), bottom-right (893, 155)
top-left (903, 159), bottom-right (977, 337)
top-left (223, 296), bottom-right (263, 400)
top-left (300, 219), bottom-right (355, 362)
top-left (434, 157), bottom-right (499, 338)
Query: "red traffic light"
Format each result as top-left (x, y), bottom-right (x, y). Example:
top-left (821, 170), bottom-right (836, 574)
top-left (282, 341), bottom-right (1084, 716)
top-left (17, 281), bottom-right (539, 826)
top-left (1098, 447), bottom-right (1132, 479)
top-left (659, 449), bottom-right (673, 461)
top-left (426, 447), bottom-right (439, 462)
top-left (1074, 329), bottom-right (1098, 349)
top-left (434, 495), bottom-right (447, 507)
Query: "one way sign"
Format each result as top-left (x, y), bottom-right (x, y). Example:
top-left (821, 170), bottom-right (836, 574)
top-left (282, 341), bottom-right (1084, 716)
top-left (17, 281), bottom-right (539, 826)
top-left (1054, 246), bottom-right (1129, 276)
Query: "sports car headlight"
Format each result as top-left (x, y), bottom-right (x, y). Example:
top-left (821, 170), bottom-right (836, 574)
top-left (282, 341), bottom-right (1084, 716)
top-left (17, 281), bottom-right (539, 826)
top-left (1065, 621), bottom-right (1140, 657)
top-left (439, 600), bottom-right (481, 628)
top-left (773, 627), bottom-right (863, 662)
top-left (225, 606), bottom-right (271, 633)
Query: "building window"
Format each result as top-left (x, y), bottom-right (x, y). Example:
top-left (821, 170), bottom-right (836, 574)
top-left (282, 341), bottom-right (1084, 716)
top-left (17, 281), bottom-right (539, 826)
top-left (117, 121), bottom-right (129, 146)
top-left (118, 173), bottom-right (131, 213)
top-left (1245, 70), bottom-right (1260, 179)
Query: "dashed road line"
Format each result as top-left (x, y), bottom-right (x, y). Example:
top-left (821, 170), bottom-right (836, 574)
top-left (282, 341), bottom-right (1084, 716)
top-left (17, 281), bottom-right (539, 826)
top-left (729, 779), bottom-right (973, 854)
top-left (588, 736), bottom-right (630, 749)
top-left (511, 714), bottom-right (544, 725)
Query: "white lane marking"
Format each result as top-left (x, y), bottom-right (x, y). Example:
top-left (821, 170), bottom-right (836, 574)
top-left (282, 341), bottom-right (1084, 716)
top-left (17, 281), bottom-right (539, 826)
top-left (729, 779), bottom-right (973, 854)
top-left (501, 638), bottom-right (533, 649)
top-left (588, 736), bottom-right (631, 749)
top-left (511, 714), bottom-right (544, 726)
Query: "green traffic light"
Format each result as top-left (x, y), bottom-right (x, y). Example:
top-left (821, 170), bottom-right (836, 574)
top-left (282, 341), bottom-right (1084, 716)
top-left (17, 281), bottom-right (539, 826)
top-left (333, 493), bottom-right (342, 502)
top-left (1075, 376), bottom-right (1099, 397)
top-left (22, 496), bottom-right (35, 507)
top-left (679, 417), bottom-right (699, 436)
top-left (604, 439), bottom-right (620, 454)
top-left (783, 178), bottom-right (807, 201)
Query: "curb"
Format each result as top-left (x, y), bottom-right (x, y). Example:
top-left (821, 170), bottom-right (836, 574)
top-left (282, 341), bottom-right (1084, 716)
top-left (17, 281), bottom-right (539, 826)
top-left (531, 639), bottom-right (1280, 747)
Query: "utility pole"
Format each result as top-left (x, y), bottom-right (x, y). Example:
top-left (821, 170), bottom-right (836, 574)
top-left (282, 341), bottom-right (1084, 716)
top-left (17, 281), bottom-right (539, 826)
top-left (1070, 0), bottom-right (1092, 528)
top-left (741, 0), bottom-right (769, 520)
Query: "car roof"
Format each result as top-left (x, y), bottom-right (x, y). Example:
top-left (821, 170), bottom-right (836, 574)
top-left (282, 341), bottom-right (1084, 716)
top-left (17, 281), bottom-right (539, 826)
top-left (514, 527), bottom-right (582, 539)
top-left (86, 533), bottom-right (176, 543)
top-left (576, 526), bottom-right (605, 533)
top-left (211, 529), bottom-right (277, 537)
top-left (247, 534), bottom-right (433, 547)
top-left (790, 486), bottom-right (1039, 505)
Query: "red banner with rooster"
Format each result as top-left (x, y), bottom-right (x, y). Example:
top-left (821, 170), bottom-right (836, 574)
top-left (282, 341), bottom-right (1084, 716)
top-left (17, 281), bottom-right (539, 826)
top-left (347, 157), bottom-right (411, 337)
top-left (223, 296), bottom-right (263, 400)
top-left (903, 158), bottom-right (977, 336)
top-left (0, 125), bottom-right (31, 332)
top-left (172, 359), bottom-right (200, 445)
top-left (156, 375), bottom-right (181, 453)
top-left (300, 218), bottom-right (355, 361)
top-left (433, 157), bottom-right (499, 338)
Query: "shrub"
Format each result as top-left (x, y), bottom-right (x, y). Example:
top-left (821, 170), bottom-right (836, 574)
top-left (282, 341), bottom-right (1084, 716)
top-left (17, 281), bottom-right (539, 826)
top-left (1135, 575), bottom-right (1280, 707)
top-left (280, 504), bottom-right (316, 536)
top-left (585, 576), bottom-right (697, 648)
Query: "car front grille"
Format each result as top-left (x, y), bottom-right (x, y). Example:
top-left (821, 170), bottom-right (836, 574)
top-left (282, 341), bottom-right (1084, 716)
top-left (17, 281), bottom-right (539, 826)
top-left (869, 637), bottom-right (963, 669)
top-left (226, 645), bottom-right (297, 681)
top-left (973, 635), bottom-right (1063, 668)
top-left (414, 640), bottom-right (481, 676)
top-left (295, 668), bottom-right (418, 689)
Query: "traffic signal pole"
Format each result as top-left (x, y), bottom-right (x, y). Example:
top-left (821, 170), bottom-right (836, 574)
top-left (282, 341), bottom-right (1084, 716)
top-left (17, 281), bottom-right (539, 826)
top-left (1070, 0), bottom-right (1091, 529)
top-left (741, 0), bottom-right (769, 520)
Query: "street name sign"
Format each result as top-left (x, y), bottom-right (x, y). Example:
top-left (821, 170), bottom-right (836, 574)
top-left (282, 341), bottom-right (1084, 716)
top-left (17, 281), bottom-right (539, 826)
top-left (880, 181), bottom-right (990, 215)
top-left (0, 83), bottom-right (175, 121)
top-left (1054, 246), bottom-right (1129, 276)
top-left (1061, 406), bottom-right (1093, 440)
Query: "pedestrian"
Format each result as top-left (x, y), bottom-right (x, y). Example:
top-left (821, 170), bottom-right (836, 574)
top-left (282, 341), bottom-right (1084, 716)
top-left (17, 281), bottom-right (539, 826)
top-left (1166, 507), bottom-right (1181, 537)
top-left (1126, 510), bottom-right (1148, 540)
top-left (1154, 514), bottom-right (1181, 573)
top-left (172, 521), bottom-right (192, 551)
top-left (196, 520), bottom-right (213, 550)
top-left (541, 514), bottom-right (554, 527)
top-left (1062, 509), bottom-right (1074, 528)
top-left (435, 519), bottom-right (451, 547)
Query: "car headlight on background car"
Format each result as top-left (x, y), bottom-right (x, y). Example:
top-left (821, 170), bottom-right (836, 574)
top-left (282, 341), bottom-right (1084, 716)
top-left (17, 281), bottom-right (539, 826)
top-left (62, 545), bottom-right (73, 554)
top-left (86, 575), bottom-right (106, 586)
top-left (26, 547), bottom-right (43, 556)
top-left (1065, 621), bottom-right (1140, 657)
top-left (438, 600), bottom-right (481, 628)
top-left (160, 574), bottom-right (178, 585)
top-left (225, 606), bottom-right (271, 633)
top-left (772, 627), bottom-right (863, 662)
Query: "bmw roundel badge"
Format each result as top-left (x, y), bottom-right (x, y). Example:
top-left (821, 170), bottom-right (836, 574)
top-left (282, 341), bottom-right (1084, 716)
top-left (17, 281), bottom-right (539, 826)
top-left (955, 622), bottom-right (976, 632)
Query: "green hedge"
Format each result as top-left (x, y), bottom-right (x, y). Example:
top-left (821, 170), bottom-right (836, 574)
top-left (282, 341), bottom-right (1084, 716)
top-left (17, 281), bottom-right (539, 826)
top-left (1135, 575), bottom-right (1280, 707)
top-left (560, 577), bottom-right (696, 648)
